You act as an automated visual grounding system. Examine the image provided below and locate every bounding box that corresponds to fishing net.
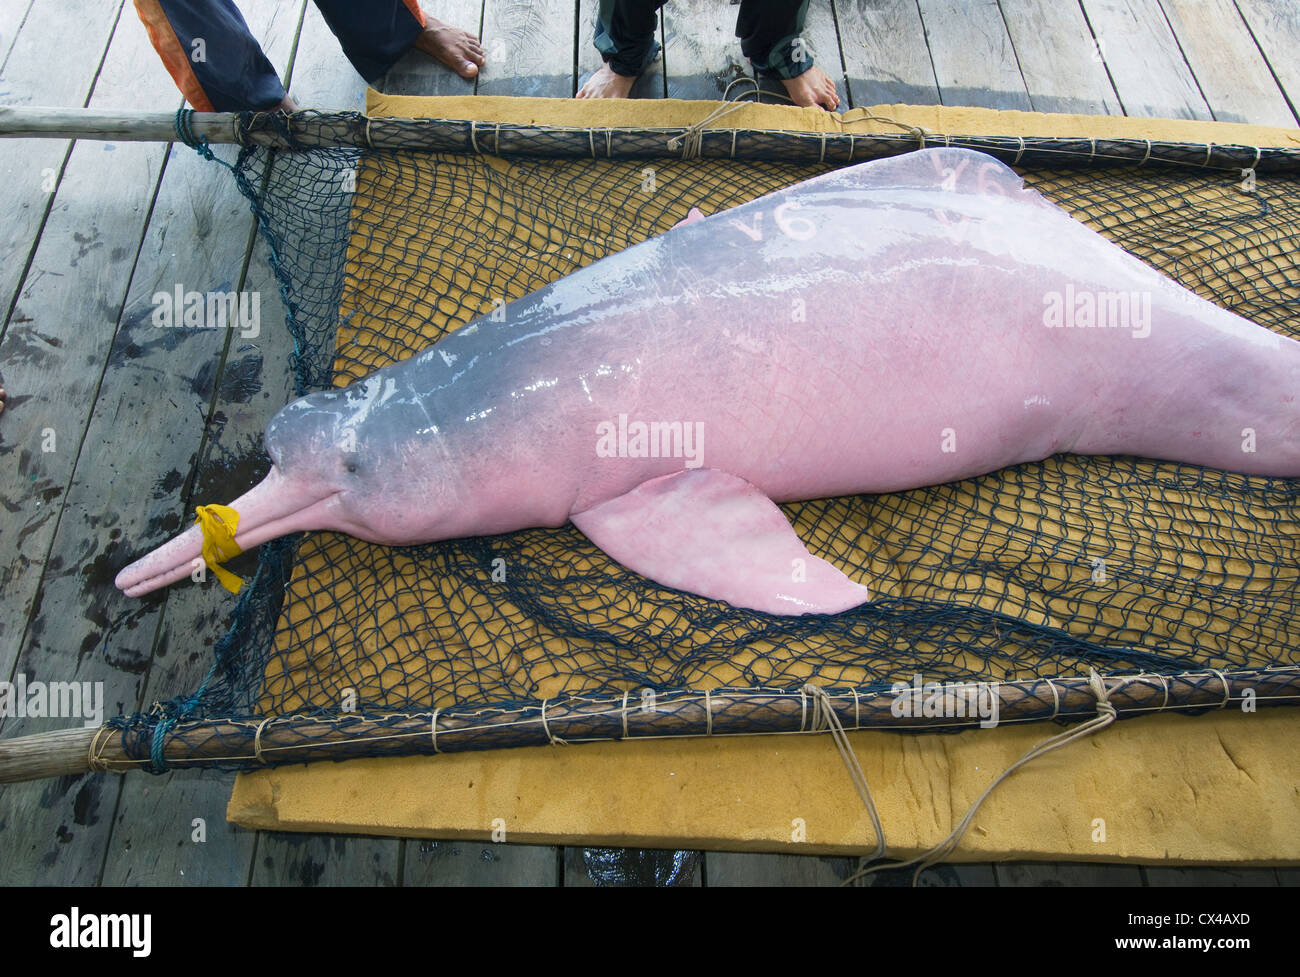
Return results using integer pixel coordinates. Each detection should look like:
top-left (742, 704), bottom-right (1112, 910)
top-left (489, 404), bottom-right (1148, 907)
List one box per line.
top-left (103, 112), bottom-right (1300, 772)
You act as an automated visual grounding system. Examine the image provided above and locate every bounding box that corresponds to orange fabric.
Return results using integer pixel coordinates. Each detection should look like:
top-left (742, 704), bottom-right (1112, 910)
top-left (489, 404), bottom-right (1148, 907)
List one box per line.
top-left (133, 0), bottom-right (214, 112)
top-left (400, 0), bottom-right (427, 29)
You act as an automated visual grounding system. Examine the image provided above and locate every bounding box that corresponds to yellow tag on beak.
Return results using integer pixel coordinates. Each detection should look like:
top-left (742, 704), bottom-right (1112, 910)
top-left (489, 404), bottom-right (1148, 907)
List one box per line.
top-left (195, 504), bottom-right (244, 594)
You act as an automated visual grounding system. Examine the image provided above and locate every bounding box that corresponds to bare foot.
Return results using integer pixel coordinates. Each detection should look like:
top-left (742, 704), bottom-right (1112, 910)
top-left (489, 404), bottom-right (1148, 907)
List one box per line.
top-left (577, 63), bottom-right (637, 99)
top-left (0, 384), bottom-right (6, 416)
top-left (413, 17), bottom-right (486, 79)
top-left (781, 66), bottom-right (840, 111)
top-left (278, 94), bottom-right (300, 113)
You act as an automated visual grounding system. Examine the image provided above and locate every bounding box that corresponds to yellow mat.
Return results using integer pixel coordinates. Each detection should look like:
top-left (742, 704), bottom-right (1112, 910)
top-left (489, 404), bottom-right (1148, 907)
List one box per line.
top-left (229, 93), bottom-right (1300, 863)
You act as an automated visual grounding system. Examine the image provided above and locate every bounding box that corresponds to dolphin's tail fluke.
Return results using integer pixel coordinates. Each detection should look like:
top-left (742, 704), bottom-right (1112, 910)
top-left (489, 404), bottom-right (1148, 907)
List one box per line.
top-left (114, 468), bottom-right (338, 597)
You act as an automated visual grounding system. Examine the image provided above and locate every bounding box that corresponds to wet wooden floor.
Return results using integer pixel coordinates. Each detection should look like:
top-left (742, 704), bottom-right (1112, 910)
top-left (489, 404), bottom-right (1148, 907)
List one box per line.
top-left (0, 0), bottom-right (1297, 886)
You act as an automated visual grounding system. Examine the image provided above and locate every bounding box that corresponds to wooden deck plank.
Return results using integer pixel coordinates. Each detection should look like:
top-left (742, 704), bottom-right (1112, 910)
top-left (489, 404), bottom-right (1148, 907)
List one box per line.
top-left (998, 0), bottom-right (1123, 114)
top-left (378, 0), bottom-right (484, 100)
top-left (1235, 0), bottom-right (1300, 123)
top-left (1160, 0), bottom-right (1297, 126)
top-left (0, 1), bottom-right (36, 67)
top-left (0, 0), bottom-right (122, 375)
top-left (661, 0), bottom-right (750, 101)
top-left (250, 831), bottom-right (399, 885)
top-left (1077, 0), bottom-right (1212, 118)
top-left (917, 0), bottom-right (1033, 110)
top-left (0, 3), bottom-right (185, 884)
top-left (100, 769), bottom-right (259, 884)
top-left (995, 861), bottom-right (1144, 885)
top-left (405, 839), bottom-right (560, 885)
top-left (1144, 866), bottom-right (1282, 885)
top-left (578, 0), bottom-right (665, 99)
top-left (706, 851), bottom-right (855, 885)
top-left (563, 846), bottom-right (703, 886)
top-left (476, 0), bottom-right (575, 98)
top-left (96, 0), bottom-right (308, 888)
top-left (850, 862), bottom-right (1000, 885)
top-left (832, 0), bottom-right (941, 108)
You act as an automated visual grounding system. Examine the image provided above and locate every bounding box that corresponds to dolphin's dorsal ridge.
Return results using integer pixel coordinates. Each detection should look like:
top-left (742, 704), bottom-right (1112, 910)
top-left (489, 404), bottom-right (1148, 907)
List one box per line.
top-left (807, 146), bottom-right (1050, 211)
top-left (570, 469), bottom-right (870, 616)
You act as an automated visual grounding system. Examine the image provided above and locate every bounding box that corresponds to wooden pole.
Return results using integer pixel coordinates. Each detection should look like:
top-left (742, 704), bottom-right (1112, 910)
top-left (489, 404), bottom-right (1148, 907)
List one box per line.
top-left (0, 726), bottom-right (98, 783)
top-left (0, 666), bottom-right (1296, 784)
top-left (0, 106), bottom-right (244, 144)
top-left (3, 106), bottom-right (1299, 172)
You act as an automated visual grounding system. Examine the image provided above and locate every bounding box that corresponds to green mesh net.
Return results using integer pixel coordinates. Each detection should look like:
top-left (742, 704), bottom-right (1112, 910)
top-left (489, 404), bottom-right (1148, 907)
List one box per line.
top-left (104, 116), bottom-right (1300, 772)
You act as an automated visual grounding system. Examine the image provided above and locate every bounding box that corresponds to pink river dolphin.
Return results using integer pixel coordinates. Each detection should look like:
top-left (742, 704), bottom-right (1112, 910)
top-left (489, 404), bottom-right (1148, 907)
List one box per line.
top-left (114, 148), bottom-right (1300, 614)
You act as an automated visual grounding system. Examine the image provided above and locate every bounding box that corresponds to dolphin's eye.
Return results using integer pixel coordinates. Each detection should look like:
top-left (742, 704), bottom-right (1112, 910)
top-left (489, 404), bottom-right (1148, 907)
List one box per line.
top-left (343, 453), bottom-right (360, 474)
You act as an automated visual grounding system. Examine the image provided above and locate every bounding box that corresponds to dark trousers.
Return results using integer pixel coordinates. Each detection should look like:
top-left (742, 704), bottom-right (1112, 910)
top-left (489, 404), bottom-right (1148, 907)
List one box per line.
top-left (134, 0), bottom-right (427, 111)
top-left (594, 0), bottom-right (813, 79)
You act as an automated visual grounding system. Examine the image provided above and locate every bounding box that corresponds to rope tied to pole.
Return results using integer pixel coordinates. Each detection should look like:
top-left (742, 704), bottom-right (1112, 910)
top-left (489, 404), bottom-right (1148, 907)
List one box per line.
top-left (842, 669), bottom-right (1120, 886)
top-left (804, 684), bottom-right (887, 862)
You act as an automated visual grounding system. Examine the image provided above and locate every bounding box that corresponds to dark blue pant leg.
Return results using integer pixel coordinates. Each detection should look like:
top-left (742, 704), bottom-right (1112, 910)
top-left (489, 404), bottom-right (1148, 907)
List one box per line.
top-left (736, 0), bottom-right (814, 80)
top-left (134, 0), bottom-right (284, 111)
top-left (594, 0), bottom-right (667, 77)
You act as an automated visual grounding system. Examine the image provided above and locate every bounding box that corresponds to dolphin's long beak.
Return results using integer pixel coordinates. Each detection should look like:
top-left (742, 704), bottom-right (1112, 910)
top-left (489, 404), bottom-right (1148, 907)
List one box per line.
top-left (114, 467), bottom-right (339, 598)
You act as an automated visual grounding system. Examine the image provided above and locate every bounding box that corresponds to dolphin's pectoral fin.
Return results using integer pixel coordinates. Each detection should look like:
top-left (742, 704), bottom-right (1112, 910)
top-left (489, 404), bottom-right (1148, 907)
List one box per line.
top-left (570, 469), bottom-right (870, 616)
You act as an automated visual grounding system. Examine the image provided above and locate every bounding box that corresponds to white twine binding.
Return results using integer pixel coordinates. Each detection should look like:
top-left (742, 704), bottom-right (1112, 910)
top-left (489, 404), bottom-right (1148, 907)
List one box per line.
top-left (254, 716), bottom-right (273, 765)
top-left (1213, 670), bottom-right (1231, 708)
top-left (87, 725), bottom-right (115, 773)
top-left (431, 707), bottom-right (441, 753)
top-left (705, 690), bottom-right (713, 736)
top-left (620, 689), bottom-right (630, 739)
top-left (540, 698), bottom-right (567, 746)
